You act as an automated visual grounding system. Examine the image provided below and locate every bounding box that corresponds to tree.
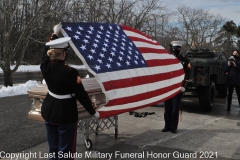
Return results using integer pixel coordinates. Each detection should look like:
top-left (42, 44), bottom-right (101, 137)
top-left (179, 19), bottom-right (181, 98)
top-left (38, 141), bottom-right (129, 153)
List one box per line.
top-left (0, 0), bottom-right (68, 86)
top-left (166, 5), bottom-right (226, 51)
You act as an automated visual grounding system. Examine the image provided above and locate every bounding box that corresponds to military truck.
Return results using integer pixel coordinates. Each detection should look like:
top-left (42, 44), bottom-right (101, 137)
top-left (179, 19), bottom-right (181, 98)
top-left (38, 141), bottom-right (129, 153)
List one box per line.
top-left (184, 49), bottom-right (228, 111)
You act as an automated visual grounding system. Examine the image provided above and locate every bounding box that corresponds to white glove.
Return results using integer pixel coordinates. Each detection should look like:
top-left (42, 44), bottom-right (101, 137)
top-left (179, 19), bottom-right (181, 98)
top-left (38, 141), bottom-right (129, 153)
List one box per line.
top-left (53, 22), bottom-right (62, 34)
top-left (180, 87), bottom-right (185, 92)
top-left (94, 111), bottom-right (100, 119)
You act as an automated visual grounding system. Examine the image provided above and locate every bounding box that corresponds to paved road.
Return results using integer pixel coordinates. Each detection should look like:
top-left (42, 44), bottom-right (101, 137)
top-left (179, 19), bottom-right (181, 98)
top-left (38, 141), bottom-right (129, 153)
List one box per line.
top-left (1, 94), bottom-right (240, 160)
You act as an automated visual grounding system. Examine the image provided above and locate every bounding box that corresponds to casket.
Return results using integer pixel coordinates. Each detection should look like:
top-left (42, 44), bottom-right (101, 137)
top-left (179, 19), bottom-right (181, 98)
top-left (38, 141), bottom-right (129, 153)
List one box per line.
top-left (27, 78), bottom-right (105, 122)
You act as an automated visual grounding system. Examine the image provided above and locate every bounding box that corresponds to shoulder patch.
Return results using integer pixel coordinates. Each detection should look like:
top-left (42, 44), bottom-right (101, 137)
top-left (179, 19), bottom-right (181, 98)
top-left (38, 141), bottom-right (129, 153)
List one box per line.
top-left (76, 76), bottom-right (82, 84)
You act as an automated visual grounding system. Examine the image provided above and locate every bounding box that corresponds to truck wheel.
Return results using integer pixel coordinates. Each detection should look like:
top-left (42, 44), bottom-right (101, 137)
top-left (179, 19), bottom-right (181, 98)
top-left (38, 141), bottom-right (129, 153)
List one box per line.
top-left (218, 84), bottom-right (227, 98)
top-left (198, 81), bottom-right (216, 111)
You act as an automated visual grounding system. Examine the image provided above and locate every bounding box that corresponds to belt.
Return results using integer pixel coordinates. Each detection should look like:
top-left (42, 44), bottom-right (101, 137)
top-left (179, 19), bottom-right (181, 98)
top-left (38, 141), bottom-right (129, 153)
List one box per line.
top-left (48, 90), bottom-right (75, 99)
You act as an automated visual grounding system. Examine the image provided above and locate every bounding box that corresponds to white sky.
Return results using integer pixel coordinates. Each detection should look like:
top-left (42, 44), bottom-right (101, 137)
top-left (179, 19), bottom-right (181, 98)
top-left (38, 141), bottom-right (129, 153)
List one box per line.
top-left (161, 0), bottom-right (240, 25)
top-left (0, 64), bottom-right (86, 98)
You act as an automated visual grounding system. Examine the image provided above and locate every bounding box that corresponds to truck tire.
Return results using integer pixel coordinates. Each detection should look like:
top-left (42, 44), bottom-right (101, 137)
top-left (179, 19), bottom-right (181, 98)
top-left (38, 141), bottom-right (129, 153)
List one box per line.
top-left (218, 84), bottom-right (227, 98)
top-left (198, 81), bottom-right (216, 111)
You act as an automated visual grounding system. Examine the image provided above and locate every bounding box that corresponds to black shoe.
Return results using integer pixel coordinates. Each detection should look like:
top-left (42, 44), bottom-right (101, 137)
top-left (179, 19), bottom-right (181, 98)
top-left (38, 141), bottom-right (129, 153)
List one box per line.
top-left (171, 129), bottom-right (177, 133)
top-left (162, 128), bottom-right (170, 132)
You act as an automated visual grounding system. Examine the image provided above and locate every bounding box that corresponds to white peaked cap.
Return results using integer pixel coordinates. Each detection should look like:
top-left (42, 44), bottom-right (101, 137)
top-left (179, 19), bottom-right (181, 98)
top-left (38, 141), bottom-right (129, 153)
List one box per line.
top-left (171, 41), bottom-right (183, 47)
top-left (45, 37), bottom-right (71, 48)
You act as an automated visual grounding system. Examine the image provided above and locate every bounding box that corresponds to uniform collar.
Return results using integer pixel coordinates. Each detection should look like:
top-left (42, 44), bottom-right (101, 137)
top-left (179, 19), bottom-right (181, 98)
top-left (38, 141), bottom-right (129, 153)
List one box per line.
top-left (50, 59), bottom-right (65, 64)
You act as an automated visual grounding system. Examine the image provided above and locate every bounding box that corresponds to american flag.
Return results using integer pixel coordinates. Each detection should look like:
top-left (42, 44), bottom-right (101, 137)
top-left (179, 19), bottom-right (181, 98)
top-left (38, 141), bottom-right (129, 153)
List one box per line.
top-left (61, 22), bottom-right (184, 119)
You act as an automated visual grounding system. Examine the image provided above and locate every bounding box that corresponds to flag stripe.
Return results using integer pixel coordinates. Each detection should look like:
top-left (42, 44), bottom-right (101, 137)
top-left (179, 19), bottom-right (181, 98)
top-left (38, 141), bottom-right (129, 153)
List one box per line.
top-left (98, 89), bottom-right (180, 117)
top-left (106, 82), bottom-right (181, 106)
top-left (104, 75), bottom-right (183, 102)
top-left (142, 53), bottom-right (175, 60)
top-left (99, 87), bottom-right (180, 111)
top-left (103, 69), bottom-right (183, 91)
top-left (121, 25), bottom-right (155, 42)
top-left (97, 63), bottom-right (183, 81)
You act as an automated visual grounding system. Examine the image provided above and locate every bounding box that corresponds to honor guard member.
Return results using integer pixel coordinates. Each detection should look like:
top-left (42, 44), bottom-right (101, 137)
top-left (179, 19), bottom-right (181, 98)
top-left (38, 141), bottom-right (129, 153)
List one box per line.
top-left (162, 41), bottom-right (191, 133)
top-left (40, 23), bottom-right (99, 159)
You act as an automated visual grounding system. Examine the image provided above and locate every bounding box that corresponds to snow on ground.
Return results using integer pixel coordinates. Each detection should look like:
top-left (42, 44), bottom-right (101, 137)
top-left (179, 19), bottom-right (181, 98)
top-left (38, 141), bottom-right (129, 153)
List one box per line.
top-left (0, 64), bottom-right (86, 74)
top-left (0, 64), bottom-right (86, 98)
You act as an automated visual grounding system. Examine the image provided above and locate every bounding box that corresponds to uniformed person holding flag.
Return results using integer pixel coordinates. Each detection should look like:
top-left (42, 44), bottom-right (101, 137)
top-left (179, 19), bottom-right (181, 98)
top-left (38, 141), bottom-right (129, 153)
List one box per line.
top-left (40, 23), bottom-right (99, 159)
top-left (162, 41), bottom-right (191, 133)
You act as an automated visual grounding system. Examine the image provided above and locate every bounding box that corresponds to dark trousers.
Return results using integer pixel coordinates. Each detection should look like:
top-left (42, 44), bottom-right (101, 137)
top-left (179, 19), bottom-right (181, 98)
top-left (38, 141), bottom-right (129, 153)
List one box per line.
top-left (227, 86), bottom-right (240, 107)
top-left (164, 92), bottom-right (182, 130)
top-left (45, 122), bottom-right (77, 160)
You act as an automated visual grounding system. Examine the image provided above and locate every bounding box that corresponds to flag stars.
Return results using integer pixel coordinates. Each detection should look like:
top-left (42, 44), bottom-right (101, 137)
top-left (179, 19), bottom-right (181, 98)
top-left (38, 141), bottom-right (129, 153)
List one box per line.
top-left (87, 55), bottom-right (93, 60)
top-left (106, 63), bottom-right (111, 68)
top-left (87, 30), bottom-right (93, 34)
top-left (99, 25), bottom-right (104, 30)
top-left (103, 43), bottom-right (108, 47)
top-left (110, 51), bottom-right (115, 56)
top-left (117, 62), bottom-right (121, 67)
top-left (89, 26), bottom-right (94, 31)
top-left (94, 39), bottom-right (100, 43)
top-left (66, 26), bottom-right (72, 31)
top-left (96, 34), bottom-right (101, 39)
top-left (90, 48), bottom-right (96, 54)
top-left (78, 26), bottom-right (83, 30)
top-left (76, 31), bottom-right (81, 35)
top-left (92, 43), bottom-right (98, 48)
top-left (98, 31), bottom-right (103, 34)
top-left (101, 47), bottom-right (107, 52)
top-left (108, 25), bottom-right (113, 30)
top-left (97, 59), bottom-right (103, 64)
top-left (100, 53), bottom-right (105, 58)
top-left (94, 65), bottom-right (101, 71)
top-left (83, 39), bottom-right (89, 44)
top-left (63, 23), bottom-right (149, 73)
top-left (80, 45), bottom-right (86, 50)
top-left (118, 56), bottom-right (123, 61)
top-left (108, 57), bottom-right (113, 62)
top-left (74, 35), bottom-right (79, 39)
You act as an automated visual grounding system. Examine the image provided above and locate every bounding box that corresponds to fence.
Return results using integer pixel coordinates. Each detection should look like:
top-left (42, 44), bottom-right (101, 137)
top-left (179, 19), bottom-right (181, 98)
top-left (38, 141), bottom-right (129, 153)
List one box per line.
top-left (0, 69), bottom-right (93, 85)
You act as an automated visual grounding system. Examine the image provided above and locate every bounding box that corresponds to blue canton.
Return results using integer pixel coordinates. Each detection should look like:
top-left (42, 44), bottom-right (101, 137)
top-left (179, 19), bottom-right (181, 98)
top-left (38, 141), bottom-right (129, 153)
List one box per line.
top-left (62, 23), bottom-right (147, 74)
